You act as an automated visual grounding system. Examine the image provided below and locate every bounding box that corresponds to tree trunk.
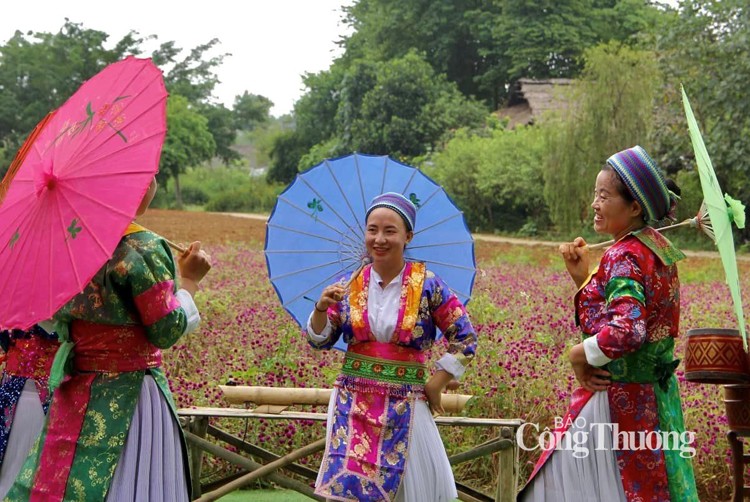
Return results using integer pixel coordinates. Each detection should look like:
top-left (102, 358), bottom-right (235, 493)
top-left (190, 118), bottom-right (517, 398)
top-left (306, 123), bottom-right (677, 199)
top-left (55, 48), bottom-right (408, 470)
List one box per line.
top-left (174, 173), bottom-right (183, 209)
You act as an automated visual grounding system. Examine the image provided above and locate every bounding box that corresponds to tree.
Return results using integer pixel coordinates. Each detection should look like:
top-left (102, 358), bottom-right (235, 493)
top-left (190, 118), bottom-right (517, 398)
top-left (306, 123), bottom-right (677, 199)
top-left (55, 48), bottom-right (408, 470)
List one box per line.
top-left (233, 92), bottom-right (273, 131)
top-left (160, 95), bottom-right (216, 208)
top-left (346, 52), bottom-right (487, 158)
top-left (294, 64), bottom-right (348, 150)
top-left (270, 52), bottom-right (488, 176)
top-left (541, 42), bottom-right (661, 231)
top-left (0, 20), bottom-right (145, 175)
top-left (652, 0), bottom-right (750, 210)
top-left (198, 103), bottom-right (240, 164)
top-left (287, 52), bottom-right (487, 165)
top-left (426, 124), bottom-right (548, 232)
top-left (490, 0), bottom-right (666, 82)
top-left (0, 20), bottom-right (238, 177)
top-left (342, 0), bottom-right (495, 103)
top-left (267, 130), bottom-right (308, 184)
top-left (153, 38), bottom-right (248, 167)
top-left (340, 0), bottom-right (668, 108)
top-left (159, 38), bottom-right (228, 105)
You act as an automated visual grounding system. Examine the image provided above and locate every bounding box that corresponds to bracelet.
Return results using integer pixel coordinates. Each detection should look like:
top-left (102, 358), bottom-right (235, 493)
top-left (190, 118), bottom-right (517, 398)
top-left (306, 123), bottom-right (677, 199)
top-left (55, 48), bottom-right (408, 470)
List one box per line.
top-left (314, 303), bottom-right (327, 313)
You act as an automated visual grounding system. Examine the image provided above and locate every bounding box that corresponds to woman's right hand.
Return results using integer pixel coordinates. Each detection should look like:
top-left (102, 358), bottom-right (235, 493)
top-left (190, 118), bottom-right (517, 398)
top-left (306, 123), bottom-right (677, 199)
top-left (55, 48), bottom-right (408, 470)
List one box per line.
top-left (569, 343), bottom-right (611, 392)
top-left (558, 237), bottom-right (590, 287)
top-left (315, 283), bottom-right (346, 313)
top-left (178, 241), bottom-right (212, 295)
top-left (310, 283), bottom-right (345, 335)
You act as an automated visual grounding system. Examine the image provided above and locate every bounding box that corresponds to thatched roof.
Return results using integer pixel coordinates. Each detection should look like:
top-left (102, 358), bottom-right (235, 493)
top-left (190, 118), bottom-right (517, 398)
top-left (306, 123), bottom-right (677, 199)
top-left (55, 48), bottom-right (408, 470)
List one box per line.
top-left (496, 78), bottom-right (573, 128)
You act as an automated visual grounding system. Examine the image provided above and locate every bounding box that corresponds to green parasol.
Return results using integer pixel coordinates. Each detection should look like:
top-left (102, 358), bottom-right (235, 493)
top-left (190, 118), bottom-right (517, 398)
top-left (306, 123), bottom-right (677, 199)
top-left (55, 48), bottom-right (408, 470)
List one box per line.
top-left (682, 85), bottom-right (748, 349)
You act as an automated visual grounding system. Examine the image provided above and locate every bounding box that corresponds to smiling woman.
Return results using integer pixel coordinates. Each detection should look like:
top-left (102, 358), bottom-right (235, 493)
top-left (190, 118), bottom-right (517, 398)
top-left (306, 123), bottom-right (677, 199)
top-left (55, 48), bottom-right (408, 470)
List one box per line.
top-left (519, 146), bottom-right (698, 502)
top-left (306, 192), bottom-right (478, 502)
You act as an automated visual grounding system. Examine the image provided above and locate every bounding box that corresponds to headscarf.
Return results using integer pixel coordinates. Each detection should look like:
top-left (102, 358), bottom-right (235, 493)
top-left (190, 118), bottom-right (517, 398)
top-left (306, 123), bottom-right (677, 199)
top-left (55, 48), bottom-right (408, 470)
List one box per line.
top-left (365, 192), bottom-right (417, 231)
top-left (606, 145), bottom-right (678, 226)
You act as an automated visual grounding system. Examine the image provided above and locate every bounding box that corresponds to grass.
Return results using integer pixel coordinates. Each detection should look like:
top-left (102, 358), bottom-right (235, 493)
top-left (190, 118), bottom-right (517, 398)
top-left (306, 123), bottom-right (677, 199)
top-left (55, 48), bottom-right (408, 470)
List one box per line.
top-left (218, 489), bottom-right (312, 501)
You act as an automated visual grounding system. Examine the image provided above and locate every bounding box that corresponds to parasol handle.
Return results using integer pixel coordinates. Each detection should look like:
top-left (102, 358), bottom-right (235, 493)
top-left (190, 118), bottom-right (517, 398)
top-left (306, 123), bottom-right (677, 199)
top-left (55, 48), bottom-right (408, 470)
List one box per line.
top-left (342, 258), bottom-right (372, 292)
top-left (164, 238), bottom-right (187, 254)
top-left (587, 218), bottom-right (696, 250)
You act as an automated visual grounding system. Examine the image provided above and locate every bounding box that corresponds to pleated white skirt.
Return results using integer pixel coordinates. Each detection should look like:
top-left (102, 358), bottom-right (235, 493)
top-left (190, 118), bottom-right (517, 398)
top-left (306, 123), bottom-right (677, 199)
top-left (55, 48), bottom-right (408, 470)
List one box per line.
top-left (106, 375), bottom-right (189, 502)
top-left (0, 381), bottom-right (45, 499)
top-left (519, 391), bottom-right (627, 502)
top-left (317, 389), bottom-right (457, 502)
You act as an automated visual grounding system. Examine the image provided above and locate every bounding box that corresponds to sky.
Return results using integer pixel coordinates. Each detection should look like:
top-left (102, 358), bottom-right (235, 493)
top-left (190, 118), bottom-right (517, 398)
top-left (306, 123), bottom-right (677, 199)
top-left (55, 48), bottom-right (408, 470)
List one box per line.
top-left (0, 0), bottom-right (354, 117)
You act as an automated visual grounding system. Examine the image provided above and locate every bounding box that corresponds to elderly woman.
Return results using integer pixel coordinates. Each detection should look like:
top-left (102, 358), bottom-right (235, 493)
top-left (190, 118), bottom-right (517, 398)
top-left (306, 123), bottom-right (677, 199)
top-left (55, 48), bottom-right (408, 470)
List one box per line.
top-left (519, 146), bottom-right (698, 501)
top-left (308, 192), bottom-right (477, 502)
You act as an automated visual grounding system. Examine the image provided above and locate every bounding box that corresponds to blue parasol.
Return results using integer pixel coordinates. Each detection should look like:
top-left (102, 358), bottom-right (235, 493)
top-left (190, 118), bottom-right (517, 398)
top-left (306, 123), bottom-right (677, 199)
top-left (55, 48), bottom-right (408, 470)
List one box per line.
top-left (264, 152), bottom-right (476, 350)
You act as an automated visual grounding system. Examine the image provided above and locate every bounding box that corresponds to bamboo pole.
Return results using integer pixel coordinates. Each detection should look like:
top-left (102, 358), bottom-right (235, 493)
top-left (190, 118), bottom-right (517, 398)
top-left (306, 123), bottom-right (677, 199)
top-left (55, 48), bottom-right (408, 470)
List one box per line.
top-left (457, 491), bottom-right (489, 502)
top-left (164, 238), bottom-right (186, 254)
top-left (178, 407), bottom-right (523, 428)
top-left (184, 432), bottom-right (322, 500)
top-left (219, 386), bottom-right (332, 406)
top-left (219, 386), bottom-right (474, 414)
top-left (495, 427), bottom-right (517, 502)
top-left (195, 437), bottom-right (326, 501)
top-left (587, 217), bottom-right (697, 250)
top-left (448, 437), bottom-right (511, 465)
top-left (188, 417), bottom-right (209, 497)
top-left (207, 424), bottom-right (320, 480)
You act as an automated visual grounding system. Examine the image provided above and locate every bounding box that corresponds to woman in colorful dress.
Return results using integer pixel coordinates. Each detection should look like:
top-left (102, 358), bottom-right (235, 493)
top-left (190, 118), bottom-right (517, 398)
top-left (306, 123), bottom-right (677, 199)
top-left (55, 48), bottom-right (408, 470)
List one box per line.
top-left (0, 325), bottom-right (58, 498)
top-left (519, 146), bottom-right (698, 501)
top-left (307, 192), bottom-right (477, 502)
top-left (6, 177), bottom-right (211, 501)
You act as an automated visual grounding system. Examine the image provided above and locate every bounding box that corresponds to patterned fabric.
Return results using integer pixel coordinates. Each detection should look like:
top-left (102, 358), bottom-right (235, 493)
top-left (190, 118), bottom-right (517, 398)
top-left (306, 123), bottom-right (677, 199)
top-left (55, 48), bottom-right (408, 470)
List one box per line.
top-left (312, 262), bottom-right (476, 359)
top-left (342, 344), bottom-right (427, 386)
top-left (632, 226), bottom-right (686, 267)
top-left (311, 262), bottom-right (476, 501)
top-left (0, 327), bottom-right (58, 466)
top-left (366, 192), bottom-right (417, 231)
top-left (6, 226), bottom-right (191, 502)
top-left (606, 145), bottom-right (677, 226)
top-left (524, 228), bottom-right (698, 501)
top-left (319, 343), bottom-right (423, 501)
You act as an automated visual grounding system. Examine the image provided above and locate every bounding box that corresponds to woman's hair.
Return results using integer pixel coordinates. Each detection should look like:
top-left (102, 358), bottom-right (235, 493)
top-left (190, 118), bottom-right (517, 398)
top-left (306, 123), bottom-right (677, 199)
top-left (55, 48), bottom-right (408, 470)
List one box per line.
top-left (665, 178), bottom-right (681, 197)
top-left (602, 164), bottom-right (635, 202)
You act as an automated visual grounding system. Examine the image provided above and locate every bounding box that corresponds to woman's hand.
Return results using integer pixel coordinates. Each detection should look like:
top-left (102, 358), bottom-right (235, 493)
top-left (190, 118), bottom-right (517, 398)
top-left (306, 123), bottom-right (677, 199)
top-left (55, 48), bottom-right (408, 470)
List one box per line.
top-left (310, 283), bottom-right (346, 334)
top-left (425, 370), bottom-right (453, 416)
top-left (569, 343), bottom-right (611, 392)
top-left (178, 241), bottom-right (212, 296)
top-left (315, 284), bottom-right (346, 313)
top-left (558, 237), bottom-right (590, 288)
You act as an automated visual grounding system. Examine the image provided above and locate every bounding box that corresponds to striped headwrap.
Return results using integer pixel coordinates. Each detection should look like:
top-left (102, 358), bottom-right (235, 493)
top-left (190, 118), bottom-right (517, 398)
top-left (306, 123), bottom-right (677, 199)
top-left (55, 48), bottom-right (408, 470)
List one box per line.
top-left (366, 192), bottom-right (417, 231)
top-left (606, 145), bottom-right (677, 226)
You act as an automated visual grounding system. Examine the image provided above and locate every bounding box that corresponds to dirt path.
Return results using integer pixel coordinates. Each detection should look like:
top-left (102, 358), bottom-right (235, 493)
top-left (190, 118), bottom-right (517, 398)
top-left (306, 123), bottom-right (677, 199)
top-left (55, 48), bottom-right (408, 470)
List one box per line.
top-left (214, 211), bottom-right (743, 261)
top-left (138, 209), bottom-right (745, 264)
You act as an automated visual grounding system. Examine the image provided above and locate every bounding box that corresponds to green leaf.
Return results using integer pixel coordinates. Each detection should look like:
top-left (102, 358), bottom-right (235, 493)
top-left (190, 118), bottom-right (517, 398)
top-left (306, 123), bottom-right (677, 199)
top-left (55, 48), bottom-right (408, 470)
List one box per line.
top-left (8, 228), bottom-right (20, 249)
top-left (67, 218), bottom-right (83, 239)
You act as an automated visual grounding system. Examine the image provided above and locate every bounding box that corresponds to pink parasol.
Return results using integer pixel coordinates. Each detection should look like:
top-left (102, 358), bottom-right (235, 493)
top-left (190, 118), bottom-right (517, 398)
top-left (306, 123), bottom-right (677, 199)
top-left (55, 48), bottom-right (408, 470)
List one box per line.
top-left (0, 55), bottom-right (168, 330)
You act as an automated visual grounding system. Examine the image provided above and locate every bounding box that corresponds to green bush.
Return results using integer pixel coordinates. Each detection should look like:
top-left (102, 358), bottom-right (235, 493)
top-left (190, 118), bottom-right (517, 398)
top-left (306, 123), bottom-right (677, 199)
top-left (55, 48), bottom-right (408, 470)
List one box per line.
top-left (180, 185), bottom-right (210, 206)
top-left (205, 182), bottom-right (282, 213)
top-left (424, 125), bottom-right (548, 233)
top-left (151, 166), bottom-right (284, 214)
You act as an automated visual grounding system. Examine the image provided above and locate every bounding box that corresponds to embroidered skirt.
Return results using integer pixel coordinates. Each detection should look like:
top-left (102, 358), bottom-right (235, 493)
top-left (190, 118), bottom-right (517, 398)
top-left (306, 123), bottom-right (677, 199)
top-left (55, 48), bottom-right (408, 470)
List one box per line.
top-left (315, 343), bottom-right (456, 501)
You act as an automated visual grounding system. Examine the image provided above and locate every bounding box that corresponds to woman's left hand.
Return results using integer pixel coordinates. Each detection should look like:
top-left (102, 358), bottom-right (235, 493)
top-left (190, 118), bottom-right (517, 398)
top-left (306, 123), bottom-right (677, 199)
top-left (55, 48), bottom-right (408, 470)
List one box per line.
top-left (569, 343), bottom-right (611, 392)
top-left (425, 370), bottom-right (453, 416)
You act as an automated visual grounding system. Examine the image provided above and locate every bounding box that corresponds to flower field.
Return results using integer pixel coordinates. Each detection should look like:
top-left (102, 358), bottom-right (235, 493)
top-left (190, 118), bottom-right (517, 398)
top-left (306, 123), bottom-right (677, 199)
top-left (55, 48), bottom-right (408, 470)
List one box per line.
top-left (140, 209), bottom-right (746, 501)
